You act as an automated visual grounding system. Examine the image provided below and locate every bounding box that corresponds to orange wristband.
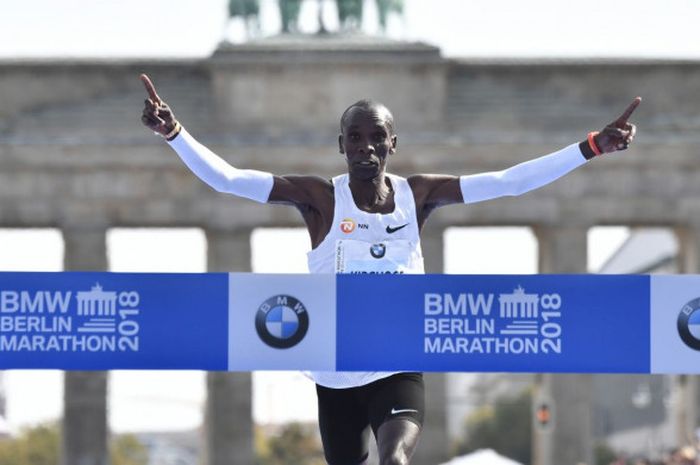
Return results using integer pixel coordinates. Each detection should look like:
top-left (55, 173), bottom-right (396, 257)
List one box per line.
top-left (587, 131), bottom-right (602, 157)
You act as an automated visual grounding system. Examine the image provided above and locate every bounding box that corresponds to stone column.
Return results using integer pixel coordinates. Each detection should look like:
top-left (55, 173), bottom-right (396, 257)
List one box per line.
top-left (533, 225), bottom-right (592, 465)
top-left (672, 227), bottom-right (700, 445)
top-left (412, 227), bottom-right (450, 465)
top-left (535, 225), bottom-right (588, 275)
top-left (204, 228), bottom-right (254, 465)
top-left (0, 372), bottom-right (6, 420)
top-left (532, 373), bottom-right (553, 465)
top-left (671, 375), bottom-right (698, 446)
top-left (61, 226), bottom-right (109, 465)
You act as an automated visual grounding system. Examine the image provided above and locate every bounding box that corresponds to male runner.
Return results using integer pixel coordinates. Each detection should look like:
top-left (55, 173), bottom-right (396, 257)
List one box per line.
top-left (140, 73), bottom-right (639, 465)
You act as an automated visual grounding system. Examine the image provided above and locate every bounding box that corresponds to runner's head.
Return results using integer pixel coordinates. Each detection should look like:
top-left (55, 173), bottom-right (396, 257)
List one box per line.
top-left (338, 100), bottom-right (397, 180)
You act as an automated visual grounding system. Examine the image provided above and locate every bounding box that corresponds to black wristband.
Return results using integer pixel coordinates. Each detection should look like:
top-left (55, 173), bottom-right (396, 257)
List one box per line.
top-left (165, 122), bottom-right (182, 141)
top-left (579, 140), bottom-right (596, 160)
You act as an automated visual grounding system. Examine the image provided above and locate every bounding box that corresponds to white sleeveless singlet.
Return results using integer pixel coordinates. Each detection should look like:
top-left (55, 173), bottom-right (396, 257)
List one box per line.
top-left (306, 173), bottom-right (424, 389)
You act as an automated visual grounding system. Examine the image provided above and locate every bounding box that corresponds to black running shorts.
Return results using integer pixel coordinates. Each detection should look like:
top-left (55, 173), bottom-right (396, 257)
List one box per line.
top-left (315, 372), bottom-right (425, 465)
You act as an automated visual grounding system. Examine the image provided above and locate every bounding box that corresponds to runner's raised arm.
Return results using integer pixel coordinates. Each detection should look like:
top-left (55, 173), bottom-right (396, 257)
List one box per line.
top-left (408, 97), bottom-right (641, 223)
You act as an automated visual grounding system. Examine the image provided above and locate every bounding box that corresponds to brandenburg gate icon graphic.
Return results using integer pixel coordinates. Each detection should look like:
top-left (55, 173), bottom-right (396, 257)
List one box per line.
top-left (499, 286), bottom-right (540, 319)
top-left (77, 283), bottom-right (117, 317)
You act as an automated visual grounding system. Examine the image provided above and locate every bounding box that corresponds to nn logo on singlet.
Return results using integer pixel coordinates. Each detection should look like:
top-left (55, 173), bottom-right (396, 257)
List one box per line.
top-left (339, 218), bottom-right (368, 234)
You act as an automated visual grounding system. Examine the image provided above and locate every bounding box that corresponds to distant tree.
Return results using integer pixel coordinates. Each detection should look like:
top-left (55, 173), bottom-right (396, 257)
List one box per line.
top-left (594, 442), bottom-right (618, 465)
top-left (455, 389), bottom-right (532, 465)
top-left (229, 0), bottom-right (261, 38)
top-left (256, 422), bottom-right (325, 465)
top-left (0, 423), bottom-right (147, 465)
top-left (279, 0), bottom-right (303, 33)
top-left (375, 0), bottom-right (403, 31)
top-left (0, 423), bottom-right (59, 465)
top-left (111, 434), bottom-right (148, 465)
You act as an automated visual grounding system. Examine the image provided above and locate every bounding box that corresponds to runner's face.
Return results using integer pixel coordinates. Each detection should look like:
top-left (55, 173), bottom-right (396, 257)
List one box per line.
top-left (339, 108), bottom-right (397, 180)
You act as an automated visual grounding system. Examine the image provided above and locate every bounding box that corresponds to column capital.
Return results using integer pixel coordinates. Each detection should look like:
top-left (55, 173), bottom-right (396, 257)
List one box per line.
top-left (205, 228), bottom-right (253, 273)
top-left (674, 226), bottom-right (700, 273)
top-left (533, 224), bottom-right (589, 274)
top-left (62, 225), bottom-right (108, 272)
top-left (420, 224), bottom-right (445, 274)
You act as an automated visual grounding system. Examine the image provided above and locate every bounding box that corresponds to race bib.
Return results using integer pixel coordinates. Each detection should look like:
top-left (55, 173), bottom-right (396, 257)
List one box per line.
top-left (335, 239), bottom-right (422, 274)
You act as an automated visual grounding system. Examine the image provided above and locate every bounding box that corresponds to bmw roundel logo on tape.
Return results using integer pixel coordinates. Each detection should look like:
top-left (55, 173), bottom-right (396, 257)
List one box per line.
top-left (255, 295), bottom-right (309, 349)
top-left (678, 297), bottom-right (700, 351)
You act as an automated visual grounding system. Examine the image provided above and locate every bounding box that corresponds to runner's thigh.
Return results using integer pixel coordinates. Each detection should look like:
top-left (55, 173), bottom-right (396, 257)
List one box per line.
top-left (317, 384), bottom-right (372, 465)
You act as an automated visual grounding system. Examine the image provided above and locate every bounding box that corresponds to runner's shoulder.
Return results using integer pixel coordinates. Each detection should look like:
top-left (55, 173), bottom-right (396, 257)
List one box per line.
top-left (407, 173), bottom-right (459, 190)
top-left (407, 174), bottom-right (461, 209)
top-left (279, 175), bottom-right (333, 192)
top-left (271, 175), bottom-right (333, 206)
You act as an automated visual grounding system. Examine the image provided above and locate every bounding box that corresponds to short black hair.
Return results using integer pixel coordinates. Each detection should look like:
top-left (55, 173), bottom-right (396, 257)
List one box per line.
top-left (340, 99), bottom-right (395, 134)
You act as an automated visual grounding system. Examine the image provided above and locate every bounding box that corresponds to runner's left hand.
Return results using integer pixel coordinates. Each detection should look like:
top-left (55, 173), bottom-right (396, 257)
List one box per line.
top-left (594, 97), bottom-right (641, 153)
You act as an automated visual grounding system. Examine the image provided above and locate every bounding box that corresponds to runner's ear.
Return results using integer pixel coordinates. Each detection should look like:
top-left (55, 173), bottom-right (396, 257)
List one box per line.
top-left (338, 134), bottom-right (345, 154)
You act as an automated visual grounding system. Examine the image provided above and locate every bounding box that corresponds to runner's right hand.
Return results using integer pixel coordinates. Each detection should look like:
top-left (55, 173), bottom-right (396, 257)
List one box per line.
top-left (140, 74), bottom-right (180, 138)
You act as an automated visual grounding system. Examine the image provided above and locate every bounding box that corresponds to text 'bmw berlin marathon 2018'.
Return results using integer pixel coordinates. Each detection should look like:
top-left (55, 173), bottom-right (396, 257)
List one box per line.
top-left (423, 286), bottom-right (562, 355)
top-left (0, 283), bottom-right (141, 353)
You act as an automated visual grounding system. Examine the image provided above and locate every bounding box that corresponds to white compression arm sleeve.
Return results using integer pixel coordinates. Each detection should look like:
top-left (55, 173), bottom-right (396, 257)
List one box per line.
top-left (460, 143), bottom-right (586, 204)
top-left (167, 128), bottom-right (274, 203)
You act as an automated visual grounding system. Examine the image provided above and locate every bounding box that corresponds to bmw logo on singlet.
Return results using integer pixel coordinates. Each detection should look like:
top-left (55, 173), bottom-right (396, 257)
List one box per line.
top-left (678, 297), bottom-right (700, 351)
top-left (370, 243), bottom-right (386, 259)
top-left (255, 295), bottom-right (309, 349)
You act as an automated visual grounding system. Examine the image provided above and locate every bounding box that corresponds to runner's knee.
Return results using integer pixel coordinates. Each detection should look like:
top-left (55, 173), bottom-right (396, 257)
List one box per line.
top-left (377, 419), bottom-right (421, 465)
top-left (379, 448), bottom-right (411, 465)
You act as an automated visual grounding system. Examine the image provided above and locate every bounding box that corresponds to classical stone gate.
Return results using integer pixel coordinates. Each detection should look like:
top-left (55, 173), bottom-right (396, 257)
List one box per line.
top-left (2, 37), bottom-right (700, 465)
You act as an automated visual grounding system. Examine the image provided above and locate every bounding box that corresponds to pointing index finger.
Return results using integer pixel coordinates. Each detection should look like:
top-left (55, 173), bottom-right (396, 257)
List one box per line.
top-left (140, 73), bottom-right (162, 104)
top-left (615, 96), bottom-right (642, 127)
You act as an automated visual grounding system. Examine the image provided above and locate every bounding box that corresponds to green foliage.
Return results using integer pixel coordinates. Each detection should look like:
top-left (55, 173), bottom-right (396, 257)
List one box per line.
top-left (594, 442), bottom-right (618, 465)
top-left (110, 434), bottom-right (148, 465)
top-left (256, 422), bottom-right (325, 465)
top-left (455, 389), bottom-right (532, 465)
top-left (0, 423), bottom-right (147, 465)
top-left (0, 423), bottom-right (60, 465)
